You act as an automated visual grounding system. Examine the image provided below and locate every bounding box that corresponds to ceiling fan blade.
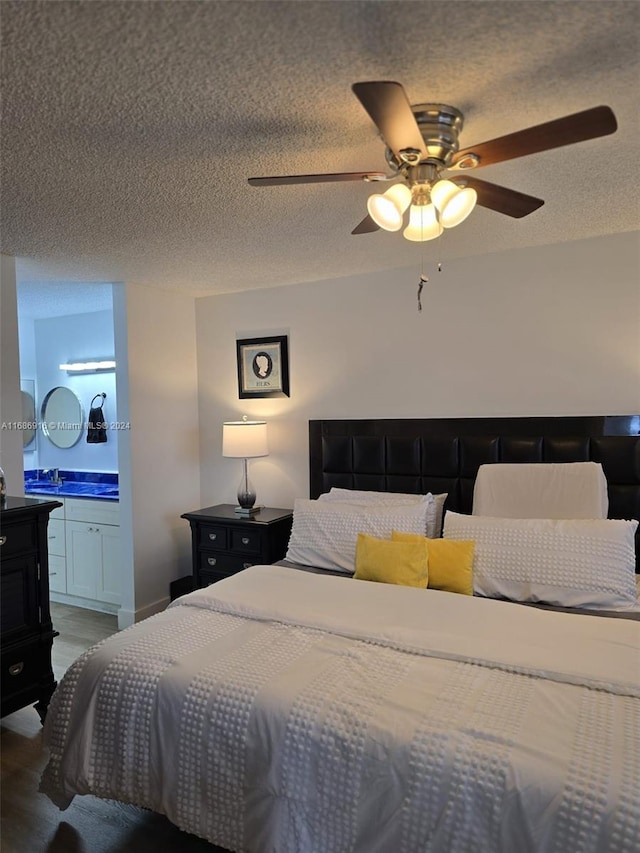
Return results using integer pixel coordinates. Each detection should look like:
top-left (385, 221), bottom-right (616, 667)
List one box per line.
top-left (450, 106), bottom-right (617, 170)
top-left (452, 176), bottom-right (544, 218)
top-left (352, 81), bottom-right (428, 161)
top-left (248, 171), bottom-right (386, 186)
top-left (351, 214), bottom-right (380, 235)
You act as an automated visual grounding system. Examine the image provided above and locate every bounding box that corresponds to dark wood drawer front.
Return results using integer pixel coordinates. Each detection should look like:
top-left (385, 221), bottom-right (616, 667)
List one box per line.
top-left (1, 642), bottom-right (42, 703)
top-left (0, 520), bottom-right (37, 558)
top-left (198, 525), bottom-right (228, 551)
top-left (230, 528), bottom-right (262, 555)
top-left (198, 569), bottom-right (233, 588)
top-left (199, 552), bottom-right (257, 576)
top-left (1, 556), bottom-right (38, 637)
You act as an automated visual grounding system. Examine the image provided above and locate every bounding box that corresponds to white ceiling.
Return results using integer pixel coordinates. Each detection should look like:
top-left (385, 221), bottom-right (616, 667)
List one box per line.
top-left (2, 0), bottom-right (639, 297)
top-left (16, 280), bottom-right (114, 320)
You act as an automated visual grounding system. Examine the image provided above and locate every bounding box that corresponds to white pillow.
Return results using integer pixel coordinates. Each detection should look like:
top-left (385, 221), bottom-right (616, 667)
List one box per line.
top-left (286, 498), bottom-right (432, 573)
top-left (472, 462), bottom-right (609, 519)
top-left (443, 511), bottom-right (639, 611)
top-left (319, 488), bottom-right (448, 538)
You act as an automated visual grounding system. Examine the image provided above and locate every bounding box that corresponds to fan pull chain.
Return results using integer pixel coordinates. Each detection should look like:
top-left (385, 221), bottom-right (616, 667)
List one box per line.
top-left (418, 235), bottom-right (428, 312)
top-left (417, 230), bottom-right (444, 312)
top-left (417, 273), bottom-right (428, 312)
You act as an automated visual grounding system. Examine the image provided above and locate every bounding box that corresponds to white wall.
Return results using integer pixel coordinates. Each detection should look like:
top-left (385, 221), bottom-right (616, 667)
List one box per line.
top-left (0, 255), bottom-right (25, 494)
top-left (33, 309), bottom-right (119, 472)
top-left (196, 232), bottom-right (640, 510)
top-left (114, 284), bottom-right (200, 627)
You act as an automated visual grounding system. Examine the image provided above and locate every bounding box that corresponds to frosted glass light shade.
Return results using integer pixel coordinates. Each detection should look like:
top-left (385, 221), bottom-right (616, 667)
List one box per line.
top-left (403, 204), bottom-right (444, 242)
top-left (222, 421), bottom-right (269, 458)
top-left (59, 359), bottom-right (116, 373)
top-left (431, 180), bottom-right (477, 228)
top-left (367, 183), bottom-right (412, 231)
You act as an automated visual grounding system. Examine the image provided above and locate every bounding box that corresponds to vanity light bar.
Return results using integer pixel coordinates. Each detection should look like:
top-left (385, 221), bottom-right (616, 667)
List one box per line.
top-left (59, 360), bottom-right (116, 374)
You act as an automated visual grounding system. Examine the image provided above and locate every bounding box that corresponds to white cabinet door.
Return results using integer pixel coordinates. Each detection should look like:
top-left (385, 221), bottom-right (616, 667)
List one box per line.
top-left (97, 524), bottom-right (121, 605)
top-left (65, 520), bottom-right (121, 605)
top-left (66, 521), bottom-right (98, 599)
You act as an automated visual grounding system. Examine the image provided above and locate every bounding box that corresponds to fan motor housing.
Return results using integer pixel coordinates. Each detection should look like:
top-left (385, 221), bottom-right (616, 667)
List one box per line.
top-left (386, 103), bottom-right (464, 171)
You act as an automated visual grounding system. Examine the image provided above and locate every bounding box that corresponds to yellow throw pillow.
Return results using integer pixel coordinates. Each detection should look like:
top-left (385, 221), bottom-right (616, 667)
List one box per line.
top-left (354, 533), bottom-right (428, 588)
top-left (392, 531), bottom-right (474, 596)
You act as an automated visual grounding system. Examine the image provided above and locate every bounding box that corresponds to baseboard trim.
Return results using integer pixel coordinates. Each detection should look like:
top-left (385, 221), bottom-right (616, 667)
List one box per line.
top-left (50, 592), bottom-right (119, 615)
top-left (117, 595), bottom-right (171, 630)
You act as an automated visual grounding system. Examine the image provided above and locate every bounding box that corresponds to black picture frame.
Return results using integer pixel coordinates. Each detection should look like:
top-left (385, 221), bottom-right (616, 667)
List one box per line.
top-left (236, 335), bottom-right (290, 399)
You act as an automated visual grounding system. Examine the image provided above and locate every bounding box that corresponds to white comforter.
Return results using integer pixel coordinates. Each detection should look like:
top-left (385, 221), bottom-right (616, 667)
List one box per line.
top-left (41, 565), bottom-right (640, 853)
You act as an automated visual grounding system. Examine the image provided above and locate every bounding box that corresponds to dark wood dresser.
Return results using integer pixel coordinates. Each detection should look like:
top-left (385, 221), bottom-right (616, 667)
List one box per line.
top-left (181, 504), bottom-right (293, 589)
top-left (1, 496), bottom-right (62, 722)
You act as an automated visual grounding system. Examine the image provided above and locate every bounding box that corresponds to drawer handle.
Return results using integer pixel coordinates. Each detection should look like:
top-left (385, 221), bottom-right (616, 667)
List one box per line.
top-left (49, 572), bottom-right (58, 576)
top-left (241, 536), bottom-right (250, 545)
top-left (208, 533), bottom-right (217, 541)
top-left (9, 662), bottom-right (24, 676)
top-left (49, 534), bottom-right (57, 540)
top-left (207, 557), bottom-right (217, 566)
top-left (0, 535), bottom-right (6, 546)
top-left (243, 562), bottom-right (252, 569)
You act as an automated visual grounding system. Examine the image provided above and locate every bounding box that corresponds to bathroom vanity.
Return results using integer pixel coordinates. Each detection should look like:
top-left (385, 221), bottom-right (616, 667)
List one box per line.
top-left (24, 473), bottom-right (120, 614)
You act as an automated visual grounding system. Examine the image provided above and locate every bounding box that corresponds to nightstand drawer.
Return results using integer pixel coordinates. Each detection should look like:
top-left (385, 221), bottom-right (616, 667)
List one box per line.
top-left (0, 519), bottom-right (37, 559)
top-left (198, 569), bottom-right (234, 588)
top-left (230, 528), bottom-right (262, 554)
top-left (199, 552), bottom-right (257, 575)
top-left (198, 525), bottom-right (228, 551)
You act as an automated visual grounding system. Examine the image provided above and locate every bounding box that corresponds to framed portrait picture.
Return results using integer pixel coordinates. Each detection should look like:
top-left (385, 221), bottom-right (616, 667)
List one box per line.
top-left (236, 335), bottom-right (290, 399)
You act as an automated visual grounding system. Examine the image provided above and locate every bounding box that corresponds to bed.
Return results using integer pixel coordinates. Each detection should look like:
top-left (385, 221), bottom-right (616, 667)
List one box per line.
top-left (41, 415), bottom-right (640, 853)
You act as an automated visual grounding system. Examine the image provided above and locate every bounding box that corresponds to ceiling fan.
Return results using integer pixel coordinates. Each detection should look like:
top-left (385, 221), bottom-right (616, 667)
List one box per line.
top-left (248, 81), bottom-right (617, 241)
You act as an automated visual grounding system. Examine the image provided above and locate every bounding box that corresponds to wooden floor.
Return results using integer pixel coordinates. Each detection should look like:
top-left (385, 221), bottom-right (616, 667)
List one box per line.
top-left (1, 603), bottom-right (227, 853)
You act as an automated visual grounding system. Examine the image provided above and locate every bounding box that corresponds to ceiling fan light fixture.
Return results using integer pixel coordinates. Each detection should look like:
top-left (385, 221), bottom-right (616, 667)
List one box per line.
top-left (431, 179), bottom-right (477, 228)
top-left (367, 183), bottom-right (412, 231)
top-left (403, 203), bottom-right (443, 242)
top-left (441, 186), bottom-right (477, 228)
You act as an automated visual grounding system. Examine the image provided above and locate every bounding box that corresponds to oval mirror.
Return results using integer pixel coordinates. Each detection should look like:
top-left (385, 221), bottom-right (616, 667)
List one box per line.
top-left (21, 390), bottom-right (36, 447)
top-left (41, 387), bottom-right (84, 449)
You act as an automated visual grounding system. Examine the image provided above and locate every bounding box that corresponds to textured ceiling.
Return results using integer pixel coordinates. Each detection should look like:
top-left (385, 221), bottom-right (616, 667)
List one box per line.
top-left (1, 0), bottom-right (639, 296)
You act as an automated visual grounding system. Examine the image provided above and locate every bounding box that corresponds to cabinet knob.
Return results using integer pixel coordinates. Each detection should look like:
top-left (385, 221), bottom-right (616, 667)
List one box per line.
top-left (0, 535), bottom-right (6, 546)
top-left (8, 662), bottom-right (24, 676)
top-left (207, 557), bottom-right (217, 566)
top-left (209, 533), bottom-right (217, 541)
top-left (242, 536), bottom-right (250, 545)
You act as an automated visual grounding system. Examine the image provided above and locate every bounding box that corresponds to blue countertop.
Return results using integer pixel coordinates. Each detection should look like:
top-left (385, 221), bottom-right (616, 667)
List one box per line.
top-left (24, 470), bottom-right (119, 501)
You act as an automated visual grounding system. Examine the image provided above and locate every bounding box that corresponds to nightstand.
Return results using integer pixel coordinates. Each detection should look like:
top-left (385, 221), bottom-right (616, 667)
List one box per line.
top-left (180, 504), bottom-right (293, 589)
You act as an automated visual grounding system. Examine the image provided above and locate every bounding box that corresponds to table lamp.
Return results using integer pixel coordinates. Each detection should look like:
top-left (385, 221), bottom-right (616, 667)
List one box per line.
top-left (222, 417), bottom-right (269, 515)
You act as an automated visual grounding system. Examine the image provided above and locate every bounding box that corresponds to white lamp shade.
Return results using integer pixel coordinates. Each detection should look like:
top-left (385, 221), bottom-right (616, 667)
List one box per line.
top-left (431, 180), bottom-right (477, 228)
top-left (222, 421), bottom-right (269, 458)
top-left (403, 203), bottom-right (444, 242)
top-left (367, 183), bottom-right (412, 231)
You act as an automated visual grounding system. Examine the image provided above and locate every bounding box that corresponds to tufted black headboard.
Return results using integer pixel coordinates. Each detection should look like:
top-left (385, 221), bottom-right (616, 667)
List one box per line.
top-left (309, 416), bottom-right (640, 570)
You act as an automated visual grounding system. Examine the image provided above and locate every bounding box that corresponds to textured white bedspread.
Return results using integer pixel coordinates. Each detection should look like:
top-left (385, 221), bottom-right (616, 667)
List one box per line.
top-left (41, 565), bottom-right (640, 853)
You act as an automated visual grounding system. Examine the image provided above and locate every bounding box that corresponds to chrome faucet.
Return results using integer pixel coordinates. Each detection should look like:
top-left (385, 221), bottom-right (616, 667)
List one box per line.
top-left (43, 468), bottom-right (62, 485)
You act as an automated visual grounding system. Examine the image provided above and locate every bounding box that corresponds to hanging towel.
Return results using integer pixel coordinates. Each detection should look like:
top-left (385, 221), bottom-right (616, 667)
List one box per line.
top-left (87, 394), bottom-right (108, 444)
